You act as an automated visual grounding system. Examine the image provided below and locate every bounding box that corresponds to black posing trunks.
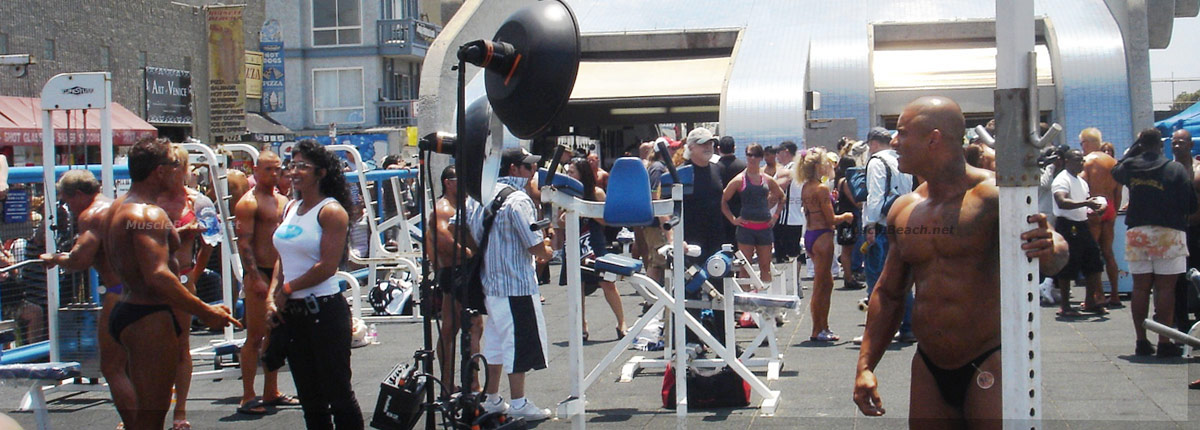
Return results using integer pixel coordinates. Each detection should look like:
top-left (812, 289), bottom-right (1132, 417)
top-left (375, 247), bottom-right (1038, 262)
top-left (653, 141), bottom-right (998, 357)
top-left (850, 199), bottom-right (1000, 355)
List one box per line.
top-left (108, 302), bottom-right (182, 345)
top-left (439, 266), bottom-right (486, 315)
top-left (917, 345), bottom-right (1001, 412)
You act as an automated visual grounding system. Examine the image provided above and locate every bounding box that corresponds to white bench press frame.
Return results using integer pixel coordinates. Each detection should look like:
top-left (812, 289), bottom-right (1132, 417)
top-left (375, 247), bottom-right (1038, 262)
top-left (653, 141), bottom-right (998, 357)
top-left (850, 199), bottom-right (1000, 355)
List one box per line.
top-left (542, 164), bottom-right (780, 428)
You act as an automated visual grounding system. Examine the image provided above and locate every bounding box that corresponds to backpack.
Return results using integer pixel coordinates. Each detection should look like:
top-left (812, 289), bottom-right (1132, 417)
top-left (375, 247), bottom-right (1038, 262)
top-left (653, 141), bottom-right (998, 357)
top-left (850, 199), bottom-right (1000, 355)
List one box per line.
top-left (846, 166), bottom-right (869, 203)
top-left (870, 154), bottom-right (910, 217)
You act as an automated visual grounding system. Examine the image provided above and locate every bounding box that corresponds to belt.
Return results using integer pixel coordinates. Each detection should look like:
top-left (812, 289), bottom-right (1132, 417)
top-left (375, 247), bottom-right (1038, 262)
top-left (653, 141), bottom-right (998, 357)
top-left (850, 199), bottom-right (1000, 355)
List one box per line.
top-left (284, 293), bottom-right (343, 316)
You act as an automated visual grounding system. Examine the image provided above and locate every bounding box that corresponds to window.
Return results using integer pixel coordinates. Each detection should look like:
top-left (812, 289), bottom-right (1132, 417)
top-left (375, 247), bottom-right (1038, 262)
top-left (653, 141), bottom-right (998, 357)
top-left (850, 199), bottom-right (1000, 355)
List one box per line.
top-left (138, 51), bottom-right (147, 70)
top-left (100, 46), bottom-right (111, 70)
top-left (43, 39), bottom-right (55, 61)
top-left (312, 68), bottom-right (364, 124)
top-left (184, 56), bottom-right (192, 72)
top-left (312, 0), bottom-right (361, 46)
top-left (0, 34), bottom-right (7, 55)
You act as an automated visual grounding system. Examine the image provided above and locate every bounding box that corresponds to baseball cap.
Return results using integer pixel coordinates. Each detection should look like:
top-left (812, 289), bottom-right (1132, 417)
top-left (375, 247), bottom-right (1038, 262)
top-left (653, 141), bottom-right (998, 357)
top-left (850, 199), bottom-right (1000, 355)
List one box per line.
top-left (867, 127), bottom-right (892, 143)
top-left (500, 147), bottom-right (541, 170)
top-left (686, 128), bottom-right (718, 146)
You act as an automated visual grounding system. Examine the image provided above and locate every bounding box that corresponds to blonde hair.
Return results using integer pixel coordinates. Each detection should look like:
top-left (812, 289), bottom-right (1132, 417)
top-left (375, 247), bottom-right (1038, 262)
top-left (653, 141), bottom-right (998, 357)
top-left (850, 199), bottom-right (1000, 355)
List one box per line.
top-left (795, 147), bottom-right (828, 183)
top-left (172, 145), bottom-right (190, 170)
top-left (1080, 127), bottom-right (1102, 144)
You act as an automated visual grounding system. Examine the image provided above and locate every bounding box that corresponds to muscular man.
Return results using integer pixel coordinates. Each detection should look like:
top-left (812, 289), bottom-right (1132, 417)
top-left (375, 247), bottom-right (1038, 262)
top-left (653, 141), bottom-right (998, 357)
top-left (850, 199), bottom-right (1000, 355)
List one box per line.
top-left (39, 170), bottom-right (133, 425)
top-left (104, 138), bottom-right (240, 430)
top-left (429, 166), bottom-right (483, 394)
top-left (853, 97), bottom-right (1067, 428)
top-left (1080, 128), bottom-right (1123, 306)
top-left (234, 151), bottom-right (298, 414)
top-left (1173, 130), bottom-right (1200, 337)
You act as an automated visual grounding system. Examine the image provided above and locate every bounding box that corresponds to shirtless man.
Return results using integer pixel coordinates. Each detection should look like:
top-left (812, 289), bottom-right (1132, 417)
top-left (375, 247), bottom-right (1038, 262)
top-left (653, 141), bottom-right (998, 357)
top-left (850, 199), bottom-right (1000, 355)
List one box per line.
top-left (1080, 128), bottom-right (1124, 307)
top-left (234, 151), bottom-right (299, 413)
top-left (39, 170), bottom-right (133, 425)
top-left (429, 166), bottom-right (484, 393)
top-left (104, 138), bottom-right (240, 430)
top-left (853, 97), bottom-right (1067, 429)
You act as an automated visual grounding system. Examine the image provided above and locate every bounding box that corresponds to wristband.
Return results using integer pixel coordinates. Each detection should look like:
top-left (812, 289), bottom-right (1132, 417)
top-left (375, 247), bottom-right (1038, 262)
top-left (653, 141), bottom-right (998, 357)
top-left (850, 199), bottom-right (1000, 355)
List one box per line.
top-left (282, 282), bottom-right (293, 295)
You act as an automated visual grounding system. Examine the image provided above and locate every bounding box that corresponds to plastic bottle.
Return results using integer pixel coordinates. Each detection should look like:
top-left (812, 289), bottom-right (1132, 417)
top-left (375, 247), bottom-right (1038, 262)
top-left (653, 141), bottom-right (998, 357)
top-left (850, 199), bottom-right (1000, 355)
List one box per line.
top-left (198, 206), bottom-right (222, 246)
top-left (367, 323), bottom-right (379, 344)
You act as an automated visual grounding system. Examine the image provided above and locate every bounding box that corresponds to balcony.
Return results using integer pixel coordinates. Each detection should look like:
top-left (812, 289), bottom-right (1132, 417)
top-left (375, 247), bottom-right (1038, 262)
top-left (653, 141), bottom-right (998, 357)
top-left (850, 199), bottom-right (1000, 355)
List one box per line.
top-left (377, 18), bottom-right (441, 58)
top-left (378, 99), bottom-right (417, 127)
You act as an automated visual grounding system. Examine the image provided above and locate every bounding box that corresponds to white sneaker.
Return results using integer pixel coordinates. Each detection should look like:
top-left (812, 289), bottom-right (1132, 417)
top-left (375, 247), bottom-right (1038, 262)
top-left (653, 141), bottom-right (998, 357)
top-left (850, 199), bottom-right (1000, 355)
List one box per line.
top-left (507, 399), bottom-right (551, 421)
top-left (481, 396), bottom-right (508, 415)
top-left (1039, 278), bottom-right (1056, 305)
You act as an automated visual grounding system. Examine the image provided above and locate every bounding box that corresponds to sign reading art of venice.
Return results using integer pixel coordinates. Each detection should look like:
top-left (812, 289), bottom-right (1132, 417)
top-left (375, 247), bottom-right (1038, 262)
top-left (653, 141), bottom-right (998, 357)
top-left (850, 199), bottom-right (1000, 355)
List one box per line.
top-left (145, 67), bottom-right (193, 125)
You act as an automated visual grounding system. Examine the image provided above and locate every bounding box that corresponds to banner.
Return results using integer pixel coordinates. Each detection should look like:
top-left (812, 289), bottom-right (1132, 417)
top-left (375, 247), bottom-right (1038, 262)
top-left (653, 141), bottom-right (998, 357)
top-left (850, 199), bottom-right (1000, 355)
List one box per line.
top-left (145, 67), bottom-right (193, 125)
top-left (260, 19), bottom-right (286, 112)
top-left (245, 50), bottom-right (263, 99)
top-left (208, 5), bottom-right (246, 139)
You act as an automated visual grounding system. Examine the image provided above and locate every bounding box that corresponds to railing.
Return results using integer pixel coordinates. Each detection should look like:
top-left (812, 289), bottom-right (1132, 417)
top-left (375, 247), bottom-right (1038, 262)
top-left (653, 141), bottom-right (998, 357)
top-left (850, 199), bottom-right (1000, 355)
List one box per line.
top-left (378, 99), bottom-right (417, 127)
top-left (377, 18), bottom-right (441, 53)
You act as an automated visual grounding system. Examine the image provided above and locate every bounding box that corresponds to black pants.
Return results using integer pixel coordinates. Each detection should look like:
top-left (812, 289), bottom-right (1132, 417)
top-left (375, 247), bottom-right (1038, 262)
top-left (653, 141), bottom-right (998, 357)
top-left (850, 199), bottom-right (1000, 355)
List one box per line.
top-left (283, 294), bottom-right (364, 430)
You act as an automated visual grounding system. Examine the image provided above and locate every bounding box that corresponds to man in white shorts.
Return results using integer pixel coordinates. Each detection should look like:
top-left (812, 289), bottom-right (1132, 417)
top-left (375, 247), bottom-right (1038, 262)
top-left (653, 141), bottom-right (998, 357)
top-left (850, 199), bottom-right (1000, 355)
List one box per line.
top-left (465, 147), bottom-right (555, 421)
top-left (1113, 128), bottom-right (1198, 357)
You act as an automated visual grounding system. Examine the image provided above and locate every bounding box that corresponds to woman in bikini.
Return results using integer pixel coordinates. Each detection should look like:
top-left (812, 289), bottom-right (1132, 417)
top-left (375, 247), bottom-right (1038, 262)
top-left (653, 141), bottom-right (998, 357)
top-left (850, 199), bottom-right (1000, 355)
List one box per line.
top-left (721, 143), bottom-right (785, 286)
top-left (561, 157), bottom-right (628, 340)
top-left (798, 147), bottom-right (854, 342)
top-left (156, 145), bottom-right (217, 430)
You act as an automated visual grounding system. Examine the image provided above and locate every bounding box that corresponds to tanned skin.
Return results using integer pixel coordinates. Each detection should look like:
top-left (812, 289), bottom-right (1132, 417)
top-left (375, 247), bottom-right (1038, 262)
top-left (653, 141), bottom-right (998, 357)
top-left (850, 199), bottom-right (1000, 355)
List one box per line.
top-left (105, 145), bottom-right (240, 430)
top-left (853, 97), bottom-right (1067, 430)
top-left (39, 177), bottom-right (132, 425)
top-left (428, 169), bottom-right (483, 394)
top-left (1080, 131), bottom-right (1123, 305)
top-left (234, 151), bottom-right (293, 412)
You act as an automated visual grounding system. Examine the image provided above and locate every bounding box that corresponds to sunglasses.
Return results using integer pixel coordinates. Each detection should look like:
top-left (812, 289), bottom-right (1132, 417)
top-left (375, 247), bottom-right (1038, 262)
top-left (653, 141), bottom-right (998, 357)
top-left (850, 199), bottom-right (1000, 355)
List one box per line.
top-left (287, 161), bottom-right (315, 171)
top-left (747, 153), bottom-right (764, 158)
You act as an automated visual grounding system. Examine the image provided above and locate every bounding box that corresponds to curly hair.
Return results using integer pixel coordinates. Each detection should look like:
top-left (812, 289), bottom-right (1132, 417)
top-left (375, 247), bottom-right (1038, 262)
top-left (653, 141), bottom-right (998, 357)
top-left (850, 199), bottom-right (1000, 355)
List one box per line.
top-left (292, 139), bottom-right (353, 211)
top-left (795, 147), bottom-right (828, 183)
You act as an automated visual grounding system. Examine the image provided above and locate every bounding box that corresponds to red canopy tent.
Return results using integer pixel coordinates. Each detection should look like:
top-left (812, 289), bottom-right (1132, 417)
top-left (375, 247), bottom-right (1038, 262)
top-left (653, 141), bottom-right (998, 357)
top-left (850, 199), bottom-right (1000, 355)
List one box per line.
top-left (0, 96), bottom-right (157, 147)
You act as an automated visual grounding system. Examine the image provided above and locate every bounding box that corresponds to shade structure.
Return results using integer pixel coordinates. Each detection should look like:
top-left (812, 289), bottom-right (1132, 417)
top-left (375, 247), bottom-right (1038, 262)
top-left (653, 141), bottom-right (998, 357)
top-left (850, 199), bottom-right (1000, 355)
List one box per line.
top-left (0, 96), bottom-right (157, 146)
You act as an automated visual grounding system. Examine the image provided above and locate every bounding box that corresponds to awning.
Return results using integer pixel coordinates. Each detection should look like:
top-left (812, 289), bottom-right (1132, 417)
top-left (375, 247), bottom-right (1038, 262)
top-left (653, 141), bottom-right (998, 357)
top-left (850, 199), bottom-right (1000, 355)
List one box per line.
top-left (569, 57), bottom-right (731, 100)
top-left (0, 96), bottom-right (158, 146)
top-left (214, 112), bottom-right (295, 143)
top-left (873, 45), bottom-right (1054, 91)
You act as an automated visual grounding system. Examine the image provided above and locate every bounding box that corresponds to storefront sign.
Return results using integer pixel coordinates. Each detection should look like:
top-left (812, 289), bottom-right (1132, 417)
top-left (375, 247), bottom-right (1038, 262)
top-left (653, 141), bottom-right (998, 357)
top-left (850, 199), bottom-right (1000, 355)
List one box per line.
top-left (208, 5), bottom-right (246, 139)
top-left (145, 67), bottom-right (193, 125)
top-left (260, 20), bottom-right (286, 112)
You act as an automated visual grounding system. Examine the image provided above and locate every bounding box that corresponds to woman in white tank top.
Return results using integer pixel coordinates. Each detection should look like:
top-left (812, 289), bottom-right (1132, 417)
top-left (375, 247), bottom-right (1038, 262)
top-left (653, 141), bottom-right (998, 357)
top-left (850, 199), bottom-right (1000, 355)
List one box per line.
top-left (266, 139), bottom-right (363, 428)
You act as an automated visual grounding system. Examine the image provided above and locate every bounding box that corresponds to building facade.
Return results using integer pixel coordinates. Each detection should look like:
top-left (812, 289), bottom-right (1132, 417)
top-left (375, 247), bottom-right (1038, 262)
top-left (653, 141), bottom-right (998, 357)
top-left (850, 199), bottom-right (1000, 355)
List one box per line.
top-left (266, 0), bottom-right (442, 136)
top-left (0, 0), bottom-right (267, 150)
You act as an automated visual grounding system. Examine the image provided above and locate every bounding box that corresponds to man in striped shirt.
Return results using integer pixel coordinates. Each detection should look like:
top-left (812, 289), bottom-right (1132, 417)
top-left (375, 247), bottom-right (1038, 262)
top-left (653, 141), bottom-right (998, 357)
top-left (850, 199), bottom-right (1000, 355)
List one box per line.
top-left (464, 147), bottom-right (555, 421)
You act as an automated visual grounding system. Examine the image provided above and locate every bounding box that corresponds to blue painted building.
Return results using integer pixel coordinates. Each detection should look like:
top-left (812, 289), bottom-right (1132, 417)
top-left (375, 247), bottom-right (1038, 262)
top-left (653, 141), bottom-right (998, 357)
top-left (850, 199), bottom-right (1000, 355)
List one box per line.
top-left (266, 0), bottom-right (443, 135)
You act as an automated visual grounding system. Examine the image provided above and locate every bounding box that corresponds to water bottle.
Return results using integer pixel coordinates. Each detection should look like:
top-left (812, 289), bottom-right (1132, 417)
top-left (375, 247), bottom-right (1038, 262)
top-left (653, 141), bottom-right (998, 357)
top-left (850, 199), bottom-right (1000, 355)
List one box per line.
top-left (198, 206), bottom-right (222, 246)
top-left (367, 323), bottom-right (379, 344)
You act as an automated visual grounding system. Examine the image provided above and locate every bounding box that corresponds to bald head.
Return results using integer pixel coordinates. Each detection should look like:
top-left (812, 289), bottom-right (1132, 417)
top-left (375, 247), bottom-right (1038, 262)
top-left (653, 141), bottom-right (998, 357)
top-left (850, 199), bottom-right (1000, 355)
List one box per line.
top-left (893, 96), bottom-right (967, 176)
top-left (1172, 129), bottom-right (1193, 160)
top-left (258, 150), bottom-right (281, 164)
top-left (903, 96), bottom-right (966, 146)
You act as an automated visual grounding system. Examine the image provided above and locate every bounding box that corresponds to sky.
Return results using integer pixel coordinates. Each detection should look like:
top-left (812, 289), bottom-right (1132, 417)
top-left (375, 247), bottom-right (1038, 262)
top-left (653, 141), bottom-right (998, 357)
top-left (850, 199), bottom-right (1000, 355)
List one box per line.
top-left (1149, 16), bottom-right (1200, 110)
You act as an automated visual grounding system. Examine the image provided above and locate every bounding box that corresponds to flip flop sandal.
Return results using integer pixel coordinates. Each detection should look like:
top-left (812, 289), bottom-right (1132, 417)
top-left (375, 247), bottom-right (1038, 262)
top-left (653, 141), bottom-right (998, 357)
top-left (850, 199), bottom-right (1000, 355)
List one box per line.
top-left (266, 394), bottom-right (301, 406)
top-left (1057, 308), bottom-right (1083, 317)
top-left (810, 330), bottom-right (840, 342)
top-left (171, 420), bottom-right (191, 430)
top-left (1081, 305), bottom-right (1108, 314)
top-left (237, 399), bottom-right (268, 415)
